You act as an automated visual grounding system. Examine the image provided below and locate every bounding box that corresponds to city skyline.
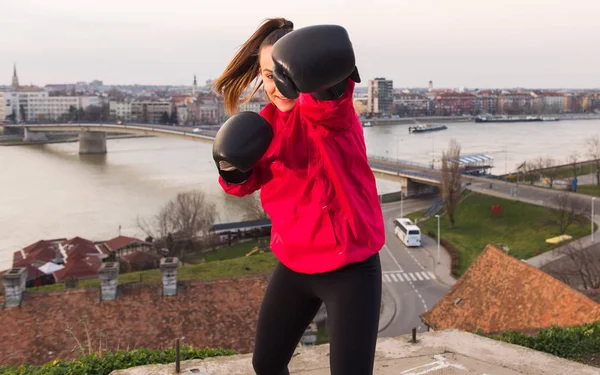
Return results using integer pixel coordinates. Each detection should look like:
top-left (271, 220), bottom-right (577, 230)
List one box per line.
top-left (1, 0), bottom-right (599, 88)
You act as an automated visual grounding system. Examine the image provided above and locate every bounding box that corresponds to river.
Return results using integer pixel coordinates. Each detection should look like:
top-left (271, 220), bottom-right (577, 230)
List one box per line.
top-left (1, 118), bottom-right (598, 270)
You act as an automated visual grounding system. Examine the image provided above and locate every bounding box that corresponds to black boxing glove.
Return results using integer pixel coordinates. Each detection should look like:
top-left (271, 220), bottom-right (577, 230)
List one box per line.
top-left (271, 24), bottom-right (361, 101)
top-left (212, 112), bottom-right (273, 184)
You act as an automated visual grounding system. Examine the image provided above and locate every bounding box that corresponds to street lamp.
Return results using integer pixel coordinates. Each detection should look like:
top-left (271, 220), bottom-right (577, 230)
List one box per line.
top-left (435, 214), bottom-right (441, 264)
top-left (400, 190), bottom-right (404, 218)
top-left (592, 197), bottom-right (596, 243)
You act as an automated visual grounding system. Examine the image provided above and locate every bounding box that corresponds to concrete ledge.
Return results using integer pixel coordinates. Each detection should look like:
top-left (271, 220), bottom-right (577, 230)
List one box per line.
top-left (110, 330), bottom-right (599, 375)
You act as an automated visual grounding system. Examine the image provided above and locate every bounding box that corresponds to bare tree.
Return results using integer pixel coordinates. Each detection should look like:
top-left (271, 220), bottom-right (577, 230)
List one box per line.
top-left (240, 193), bottom-right (269, 221)
top-left (542, 240), bottom-right (600, 290)
top-left (138, 190), bottom-right (217, 263)
top-left (539, 156), bottom-right (558, 188)
top-left (550, 193), bottom-right (590, 234)
top-left (586, 135), bottom-right (600, 185)
top-left (521, 159), bottom-right (541, 185)
top-left (440, 139), bottom-right (462, 228)
top-left (568, 151), bottom-right (580, 182)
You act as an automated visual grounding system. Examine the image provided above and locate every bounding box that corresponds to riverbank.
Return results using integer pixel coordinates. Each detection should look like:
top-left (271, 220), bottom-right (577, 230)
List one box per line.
top-left (364, 113), bottom-right (600, 126)
top-left (0, 133), bottom-right (153, 146)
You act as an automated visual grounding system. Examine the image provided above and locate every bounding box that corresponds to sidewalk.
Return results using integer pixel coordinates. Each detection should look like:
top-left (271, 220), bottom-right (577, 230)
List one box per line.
top-left (419, 235), bottom-right (456, 287)
top-left (526, 228), bottom-right (598, 268)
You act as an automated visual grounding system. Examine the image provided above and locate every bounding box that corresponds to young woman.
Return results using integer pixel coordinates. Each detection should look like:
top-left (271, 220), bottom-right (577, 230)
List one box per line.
top-left (213, 18), bottom-right (385, 375)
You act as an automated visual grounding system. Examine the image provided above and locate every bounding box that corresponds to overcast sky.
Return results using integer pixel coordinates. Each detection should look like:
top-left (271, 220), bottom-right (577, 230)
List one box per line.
top-left (1, 0), bottom-right (599, 89)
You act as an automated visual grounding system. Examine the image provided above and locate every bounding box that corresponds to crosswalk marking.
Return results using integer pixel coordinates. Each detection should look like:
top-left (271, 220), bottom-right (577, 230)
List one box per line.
top-left (382, 271), bottom-right (436, 283)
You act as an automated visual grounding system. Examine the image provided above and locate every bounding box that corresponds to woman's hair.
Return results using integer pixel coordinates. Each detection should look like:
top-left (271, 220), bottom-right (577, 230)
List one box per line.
top-left (213, 18), bottom-right (294, 115)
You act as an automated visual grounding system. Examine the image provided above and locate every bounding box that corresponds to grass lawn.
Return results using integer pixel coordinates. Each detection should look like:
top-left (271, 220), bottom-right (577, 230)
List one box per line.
top-left (199, 238), bottom-right (265, 263)
top-left (26, 252), bottom-right (278, 293)
top-left (415, 193), bottom-right (591, 277)
top-left (576, 184), bottom-right (600, 197)
top-left (535, 161), bottom-right (598, 180)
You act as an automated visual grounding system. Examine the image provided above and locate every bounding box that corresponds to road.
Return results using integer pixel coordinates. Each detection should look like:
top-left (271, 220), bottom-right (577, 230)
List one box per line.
top-left (377, 198), bottom-right (451, 337)
top-left (467, 178), bottom-right (600, 212)
top-left (374, 174), bottom-right (600, 337)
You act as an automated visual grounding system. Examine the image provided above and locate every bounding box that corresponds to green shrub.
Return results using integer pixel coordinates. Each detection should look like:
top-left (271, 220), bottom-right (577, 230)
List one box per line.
top-left (0, 346), bottom-right (235, 375)
top-left (427, 231), bottom-right (461, 277)
top-left (485, 322), bottom-right (600, 359)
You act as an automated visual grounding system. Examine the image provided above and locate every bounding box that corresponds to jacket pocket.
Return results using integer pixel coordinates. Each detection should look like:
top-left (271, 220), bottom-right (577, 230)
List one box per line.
top-left (326, 208), bottom-right (340, 246)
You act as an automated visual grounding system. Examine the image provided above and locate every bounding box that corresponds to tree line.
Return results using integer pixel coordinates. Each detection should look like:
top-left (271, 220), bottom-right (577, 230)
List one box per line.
top-left (518, 135), bottom-right (600, 188)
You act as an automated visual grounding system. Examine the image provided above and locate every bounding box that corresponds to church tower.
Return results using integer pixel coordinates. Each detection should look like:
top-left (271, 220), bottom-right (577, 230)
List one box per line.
top-left (192, 74), bottom-right (197, 96)
top-left (11, 63), bottom-right (19, 90)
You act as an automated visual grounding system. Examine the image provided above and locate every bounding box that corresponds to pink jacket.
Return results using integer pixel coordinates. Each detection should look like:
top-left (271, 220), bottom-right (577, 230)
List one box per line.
top-left (219, 80), bottom-right (385, 274)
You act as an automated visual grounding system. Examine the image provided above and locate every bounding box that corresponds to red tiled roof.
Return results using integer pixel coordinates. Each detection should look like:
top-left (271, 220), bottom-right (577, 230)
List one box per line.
top-left (22, 240), bottom-right (56, 256)
top-left (96, 243), bottom-right (111, 255)
top-left (104, 236), bottom-right (147, 252)
top-left (436, 92), bottom-right (477, 99)
top-left (62, 236), bottom-right (95, 248)
top-left (13, 250), bottom-right (24, 264)
top-left (53, 256), bottom-right (100, 282)
top-left (14, 245), bottom-right (57, 268)
top-left (22, 264), bottom-right (46, 282)
top-left (121, 250), bottom-right (158, 264)
top-left (26, 247), bottom-right (56, 264)
top-left (66, 243), bottom-right (100, 258)
top-left (421, 245), bottom-right (600, 334)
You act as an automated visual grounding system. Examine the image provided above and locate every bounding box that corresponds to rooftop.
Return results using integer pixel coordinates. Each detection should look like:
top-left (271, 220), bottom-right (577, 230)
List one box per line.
top-left (104, 235), bottom-right (149, 252)
top-left (210, 219), bottom-right (272, 233)
top-left (421, 245), bottom-right (600, 334)
top-left (110, 330), bottom-right (600, 375)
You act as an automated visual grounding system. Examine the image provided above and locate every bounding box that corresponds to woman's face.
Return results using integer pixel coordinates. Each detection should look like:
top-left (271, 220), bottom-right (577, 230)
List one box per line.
top-left (259, 45), bottom-right (297, 112)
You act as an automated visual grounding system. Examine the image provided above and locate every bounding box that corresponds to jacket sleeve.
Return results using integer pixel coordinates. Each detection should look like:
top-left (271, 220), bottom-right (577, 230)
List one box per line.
top-left (218, 160), bottom-right (265, 197)
top-left (298, 79), bottom-right (356, 130)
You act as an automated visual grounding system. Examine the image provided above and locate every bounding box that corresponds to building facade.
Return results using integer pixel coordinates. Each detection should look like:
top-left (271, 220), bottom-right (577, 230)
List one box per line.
top-left (498, 93), bottom-right (534, 115)
top-left (109, 101), bottom-right (132, 122)
top-left (239, 101), bottom-right (267, 113)
top-left (393, 93), bottom-right (429, 116)
top-left (541, 93), bottom-right (564, 114)
top-left (0, 91), bottom-right (12, 121)
top-left (131, 101), bottom-right (171, 123)
top-left (367, 78), bottom-right (393, 116)
top-left (433, 92), bottom-right (477, 116)
top-left (3, 65), bottom-right (100, 122)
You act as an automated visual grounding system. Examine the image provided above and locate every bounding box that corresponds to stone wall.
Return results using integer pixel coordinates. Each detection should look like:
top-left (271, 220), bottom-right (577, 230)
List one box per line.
top-left (0, 275), bottom-right (268, 366)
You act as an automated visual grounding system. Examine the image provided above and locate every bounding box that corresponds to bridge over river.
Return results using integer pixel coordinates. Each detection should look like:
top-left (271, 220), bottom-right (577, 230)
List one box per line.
top-left (3, 122), bottom-right (446, 197)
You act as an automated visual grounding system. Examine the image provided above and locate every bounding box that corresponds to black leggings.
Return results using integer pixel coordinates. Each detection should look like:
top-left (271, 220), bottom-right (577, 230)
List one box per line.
top-left (252, 253), bottom-right (382, 375)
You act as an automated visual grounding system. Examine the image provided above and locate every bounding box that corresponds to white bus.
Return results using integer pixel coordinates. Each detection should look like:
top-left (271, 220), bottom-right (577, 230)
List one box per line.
top-left (393, 218), bottom-right (422, 247)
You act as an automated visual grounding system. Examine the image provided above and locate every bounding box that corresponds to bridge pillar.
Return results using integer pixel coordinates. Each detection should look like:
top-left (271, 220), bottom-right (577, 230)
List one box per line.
top-left (79, 131), bottom-right (107, 154)
top-left (406, 179), bottom-right (437, 197)
top-left (23, 128), bottom-right (48, 142)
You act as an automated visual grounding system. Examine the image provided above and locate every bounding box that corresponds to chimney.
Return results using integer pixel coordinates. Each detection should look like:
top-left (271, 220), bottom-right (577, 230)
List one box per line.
top-left (160, 257), bottom-right (179, 296)
top-left (2, 267), bottom-right (27, 308)
top-left (98, 262), bottom-right (119, 300)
